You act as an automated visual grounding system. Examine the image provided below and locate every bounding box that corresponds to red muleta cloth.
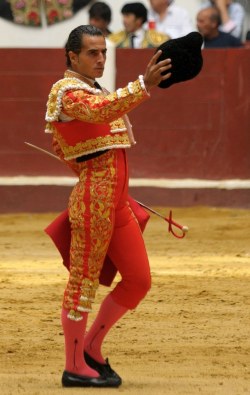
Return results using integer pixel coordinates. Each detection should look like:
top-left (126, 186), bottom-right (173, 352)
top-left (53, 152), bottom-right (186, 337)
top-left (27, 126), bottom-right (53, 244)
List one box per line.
top-left (45, 196), bottom-right (150, 286)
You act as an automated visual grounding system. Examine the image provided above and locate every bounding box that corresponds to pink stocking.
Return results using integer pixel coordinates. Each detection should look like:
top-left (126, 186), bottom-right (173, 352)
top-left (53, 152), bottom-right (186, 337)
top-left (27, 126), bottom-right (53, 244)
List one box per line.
top-left (61, 307), bottom-right (99, 377)
top-left (84, 294), bottom-right (128, 363)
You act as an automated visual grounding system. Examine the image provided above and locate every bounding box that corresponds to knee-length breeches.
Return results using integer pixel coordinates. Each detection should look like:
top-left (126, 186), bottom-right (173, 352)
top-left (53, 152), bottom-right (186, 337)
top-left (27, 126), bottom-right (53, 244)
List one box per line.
top-left (63, 149), bottom-right (151, 321)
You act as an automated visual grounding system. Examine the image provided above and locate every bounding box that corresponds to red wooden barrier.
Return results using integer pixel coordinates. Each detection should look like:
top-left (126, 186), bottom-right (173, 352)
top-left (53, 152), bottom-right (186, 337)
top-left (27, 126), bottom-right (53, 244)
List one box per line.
top-left (116, 48), bottom-right (250, 179)
top-left (0, 48), bottom-right (249, 211)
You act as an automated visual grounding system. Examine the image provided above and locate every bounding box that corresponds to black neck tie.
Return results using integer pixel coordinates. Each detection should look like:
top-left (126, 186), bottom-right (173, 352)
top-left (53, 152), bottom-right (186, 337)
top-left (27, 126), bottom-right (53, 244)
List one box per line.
top-left (94, 81), bottom-right (102, 90)
top-left (130, 34), bottom-right (136, 48)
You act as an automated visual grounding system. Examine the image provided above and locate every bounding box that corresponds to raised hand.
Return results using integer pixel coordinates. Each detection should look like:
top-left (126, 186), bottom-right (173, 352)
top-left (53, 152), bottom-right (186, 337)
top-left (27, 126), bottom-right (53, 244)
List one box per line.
top-left (212, 0), bottom-right (231, 24)
top-left (143, 50), bottom-right (172, 92)
top-left (213, 0), bottom-right (232, 8)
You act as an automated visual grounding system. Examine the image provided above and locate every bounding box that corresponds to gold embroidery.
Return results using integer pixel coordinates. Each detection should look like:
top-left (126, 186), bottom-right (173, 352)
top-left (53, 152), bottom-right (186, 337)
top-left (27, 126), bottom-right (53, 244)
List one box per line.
top-left (68, 310), bottom-right (83, 321)
top-left (53, 127), bottom-right (131, 160)
top-left (110, 118), bottom-right (126, 132)
top-left (63, 151), bottom-right (117, 320)
top-left (45, 73), bottom-right (149, 158)
top-left (46, 75), bottom-right (148, 124)
top-left (46, 78), bottom-right (92, 122)
top-left (60, 79), bottom-right (147, 124)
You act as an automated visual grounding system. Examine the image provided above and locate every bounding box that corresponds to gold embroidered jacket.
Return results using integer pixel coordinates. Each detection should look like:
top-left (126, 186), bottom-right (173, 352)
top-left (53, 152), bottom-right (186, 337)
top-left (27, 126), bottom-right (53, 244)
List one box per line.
top-left (45, 71), bottom-right (149, 160)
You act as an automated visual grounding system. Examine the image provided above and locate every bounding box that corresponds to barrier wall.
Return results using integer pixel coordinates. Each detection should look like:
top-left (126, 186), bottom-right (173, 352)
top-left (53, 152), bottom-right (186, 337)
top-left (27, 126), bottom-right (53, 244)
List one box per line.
top-left (0, 48), bottom-right (249, 211)
top-left (116, 48), bottom-right (250, 180)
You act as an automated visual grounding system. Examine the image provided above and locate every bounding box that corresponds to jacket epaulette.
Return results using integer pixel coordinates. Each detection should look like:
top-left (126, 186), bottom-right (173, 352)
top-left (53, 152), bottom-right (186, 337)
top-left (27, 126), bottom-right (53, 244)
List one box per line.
top-left (108, 29), bottom-right (170, 48)
top-left (146, 30), bottom-right (170, 46)
top-left (108, 31), bottom-right (127, 46)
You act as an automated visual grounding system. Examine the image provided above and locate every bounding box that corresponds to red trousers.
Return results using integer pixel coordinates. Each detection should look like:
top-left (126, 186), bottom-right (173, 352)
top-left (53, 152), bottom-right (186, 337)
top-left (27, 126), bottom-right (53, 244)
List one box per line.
top-left (63, 149), bottom-right (151, 321)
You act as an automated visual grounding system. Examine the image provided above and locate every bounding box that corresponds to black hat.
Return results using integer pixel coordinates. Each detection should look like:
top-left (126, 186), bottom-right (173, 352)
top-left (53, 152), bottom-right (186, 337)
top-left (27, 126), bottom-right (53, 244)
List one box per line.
top-left (156, 32), bottom-right (203, 89)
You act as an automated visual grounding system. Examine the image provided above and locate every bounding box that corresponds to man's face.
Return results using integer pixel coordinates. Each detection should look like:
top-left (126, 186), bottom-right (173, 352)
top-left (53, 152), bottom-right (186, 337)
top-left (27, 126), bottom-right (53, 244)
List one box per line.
top-left (69, 34), bottom-right (106, 79)
top-left (197, 10), bottom-right (215, 37)
top-left (150, 0), bottom-right (169, 13)
top-left (89, 17), bottom-right (109, 34)
top-left (122, 13), bottom-right (142, 33)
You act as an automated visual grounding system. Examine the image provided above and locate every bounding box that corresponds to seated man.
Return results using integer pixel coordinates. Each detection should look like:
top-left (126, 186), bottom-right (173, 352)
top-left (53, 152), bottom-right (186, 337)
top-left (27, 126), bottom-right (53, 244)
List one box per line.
top-left (197, 6), bottom-right (243, 48)
top-left (147, 0), bottom-right (194, 39)
top-left (199, 0), bottom-right (245, 39)
top-left (108, 2), bottom-right (169, 48)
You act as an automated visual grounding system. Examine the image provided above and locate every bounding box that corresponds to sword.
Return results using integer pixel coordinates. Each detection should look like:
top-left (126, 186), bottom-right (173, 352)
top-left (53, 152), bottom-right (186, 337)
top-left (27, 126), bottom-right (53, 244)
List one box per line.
top-left (25, 142), bottom-right (60, 161)
top-left (136, 201), bottom-right (188, 239)
top-left (24, 142), bottom-right (188, 238)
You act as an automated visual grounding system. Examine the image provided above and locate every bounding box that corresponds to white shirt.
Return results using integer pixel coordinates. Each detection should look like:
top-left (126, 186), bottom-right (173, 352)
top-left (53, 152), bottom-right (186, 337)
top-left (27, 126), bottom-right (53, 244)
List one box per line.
top-left (129, 28), bottom-right (145, 48)
top-left (147, 4), bottom-right (194, 39)
top-left (200, 1), bottom-right (245, 39)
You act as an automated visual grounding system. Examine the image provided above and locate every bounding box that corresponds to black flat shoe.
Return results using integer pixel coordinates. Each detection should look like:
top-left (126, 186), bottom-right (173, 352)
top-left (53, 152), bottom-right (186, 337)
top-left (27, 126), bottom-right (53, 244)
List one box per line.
top-left (84, 351), bottom-right (122, 387)
top-left (62, 370), bottom-right (108, 387)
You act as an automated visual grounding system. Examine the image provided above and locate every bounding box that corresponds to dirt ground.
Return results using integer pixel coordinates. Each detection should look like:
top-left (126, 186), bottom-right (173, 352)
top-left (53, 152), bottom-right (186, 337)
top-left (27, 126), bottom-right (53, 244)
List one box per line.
top-left (0, 206), bottom-right (250, 395)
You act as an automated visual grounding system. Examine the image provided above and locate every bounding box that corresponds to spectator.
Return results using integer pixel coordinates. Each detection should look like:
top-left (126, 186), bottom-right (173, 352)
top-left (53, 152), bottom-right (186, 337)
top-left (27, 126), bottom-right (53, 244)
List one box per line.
top-left (200, 0), bottom-right (245, 39)
top-left (147, 0), bottom-right (194, 39)
top-left (88, 2), bottom-right (112, 36)
top-left (108, 2), bottom-right (169, 48)
top-left (197, 7), bottom-right (243, 48)
top-left (245, 30), bottom-right (250, 48)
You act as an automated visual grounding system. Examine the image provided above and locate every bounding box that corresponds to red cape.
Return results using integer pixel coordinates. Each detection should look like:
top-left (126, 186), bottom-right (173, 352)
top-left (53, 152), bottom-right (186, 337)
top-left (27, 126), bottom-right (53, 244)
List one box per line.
top-left (45, 196), bottom-right (150, 286)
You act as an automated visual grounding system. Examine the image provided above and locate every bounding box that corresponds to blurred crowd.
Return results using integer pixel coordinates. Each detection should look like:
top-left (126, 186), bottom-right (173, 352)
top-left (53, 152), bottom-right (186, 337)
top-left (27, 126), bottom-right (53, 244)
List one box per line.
top-left (88, 0), bottom-right (247, 48)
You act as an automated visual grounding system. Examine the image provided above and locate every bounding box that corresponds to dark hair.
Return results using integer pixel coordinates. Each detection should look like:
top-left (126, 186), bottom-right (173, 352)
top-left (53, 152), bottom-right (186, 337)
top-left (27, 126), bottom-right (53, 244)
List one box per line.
top-left (88, 2), bottom-right (112, 23)
top-left (65, 25), bottom-right (103, 67)
top-left (121, 2), bottom-right (147, 24)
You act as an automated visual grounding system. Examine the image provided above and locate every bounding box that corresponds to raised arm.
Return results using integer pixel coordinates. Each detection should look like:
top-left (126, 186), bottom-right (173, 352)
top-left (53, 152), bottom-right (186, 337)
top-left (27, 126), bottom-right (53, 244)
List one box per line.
top-left (61, 51), bottom-right (172, 124)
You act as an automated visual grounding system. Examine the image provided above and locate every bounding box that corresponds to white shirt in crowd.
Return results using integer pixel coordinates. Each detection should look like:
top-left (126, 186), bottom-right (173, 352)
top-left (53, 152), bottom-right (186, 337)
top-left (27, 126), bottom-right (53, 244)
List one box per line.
top-left (129, 28), bottom-right (146, 48)
top-left (147, 3), bottom-right (194, 39)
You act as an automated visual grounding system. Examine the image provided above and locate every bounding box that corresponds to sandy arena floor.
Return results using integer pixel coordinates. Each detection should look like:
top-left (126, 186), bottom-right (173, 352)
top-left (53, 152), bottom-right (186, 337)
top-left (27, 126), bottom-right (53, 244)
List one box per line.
top-left (0, 206), bottom-right (250, 395)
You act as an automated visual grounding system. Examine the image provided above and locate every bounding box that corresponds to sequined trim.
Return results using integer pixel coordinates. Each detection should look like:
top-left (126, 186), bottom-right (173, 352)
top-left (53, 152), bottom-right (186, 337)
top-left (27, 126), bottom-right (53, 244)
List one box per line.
top-left (139, 75), bottom-right (146, 90)
top-left (45, 78), bottom-right (100, 122)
